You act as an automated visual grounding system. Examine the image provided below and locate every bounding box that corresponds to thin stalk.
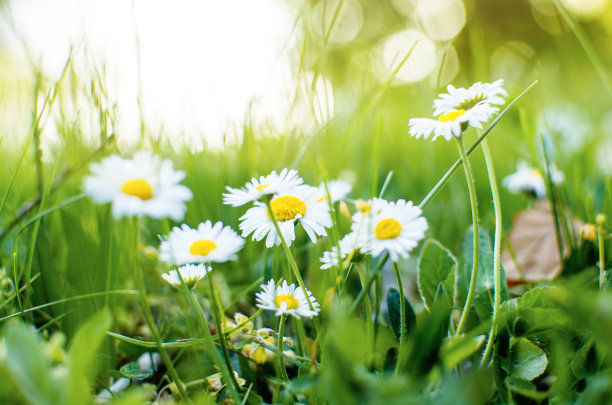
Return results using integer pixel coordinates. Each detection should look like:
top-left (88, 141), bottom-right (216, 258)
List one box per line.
top-left (454, 136), bottom-right (479, 337)
top-left (356, 264), bottom-right (374, 366)
top-left (598, 226), bottom-right (606, 290)
top-left (206, 274), bottom-right (241, 393)
top-left (263, 198), bottom-right (320, 334)
top-left (132, 219), bottom-right (189, 402)
top-left (479, 139), bottom-right (503, 367)
top-left (277, 314), bottom-right (290, 382)
top-left (392, 261), bottom-right (406, 375)
top-left (350, 253), bottom-right (389, 314)
top-left (178, 273), bottom-right (241, 404)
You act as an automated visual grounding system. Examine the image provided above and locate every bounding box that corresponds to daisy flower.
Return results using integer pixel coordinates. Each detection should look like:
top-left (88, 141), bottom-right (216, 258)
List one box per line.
top-left (409, 103), bottom-right (499, 142)
top-left (409, 80), bottom-right (507, 142)
top-left (239, 185), bottom-right (332, 248)
top-left (320, 230), bottom-right (367, 270)
top-left (318, 179), bottom-right (352, 203)
top-left (83, 151), bottom-right (193, 220)
top-left (433, 79), bottom-right (507, 116)
top-left (161, 264), bottom-right (211, 289)
top-left (223, 168), bottom-right (303, 207)
top-left (362, 198), bottom-right (428, 262)
top-left (255, 279), bottom-right (320, 318)
top-left (159, 221), bottom-right (244, 265)
top-left (502, 161), bottom-right (564, 198)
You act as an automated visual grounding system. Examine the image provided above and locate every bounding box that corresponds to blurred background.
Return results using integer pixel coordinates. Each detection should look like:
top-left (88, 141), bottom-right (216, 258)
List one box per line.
top-left (0, 0), bottom-right (610, 248)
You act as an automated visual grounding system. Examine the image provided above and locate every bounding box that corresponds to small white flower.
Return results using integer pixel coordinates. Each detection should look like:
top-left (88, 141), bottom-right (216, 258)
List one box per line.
top-left (239, 185), bottom-right (332, 248)
top-left (362, 198), bottom-right (428, 262)
top-left (83, 151), bottom-right (193, 220)
top-left (161, 264), bottom-right (211, 288)
top-left (502, 161), bottom-right (564, 198)
top-left (318, 179), bottom-right (352, 203)
top-left (255, 279), bottom-right (320, 318)
top-left (409, 103), bottom-right (499, 142)
top-left (223, 168), bottom-right (303, 207)
top-left (433, 79), bottom-right (507, 116)
top-left (159, 221), bottom-right (244, 265)
top-left (319, 231), bottom-right (367, 270)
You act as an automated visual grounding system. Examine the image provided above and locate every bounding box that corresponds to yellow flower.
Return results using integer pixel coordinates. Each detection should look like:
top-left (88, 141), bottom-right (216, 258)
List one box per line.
top-left (581, 224), bottom-right (597, 242)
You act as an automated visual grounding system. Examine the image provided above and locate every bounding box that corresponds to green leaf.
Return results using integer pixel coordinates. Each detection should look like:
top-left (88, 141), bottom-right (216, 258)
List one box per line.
top-left (68, 309), bottom-right (112, 404)
top-left (3, 321), bottom-right (61, 405)
top-left (118, 362), bottom-right (152, 381)
top-left (509, 337), bottom-right (548, 381)
top-left (440, 334), bottom-right (486, 370)
top-left (505, 376), bottom-right (549, 400)
top-left (386, 288), bottom-right (416, 341)
top-left (460, 226), bottom-right (508, 320)
top-left (417, 239), bottom-right (457, 310)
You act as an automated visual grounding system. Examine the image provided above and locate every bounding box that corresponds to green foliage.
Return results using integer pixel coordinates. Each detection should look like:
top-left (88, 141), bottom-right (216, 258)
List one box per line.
top-left (417, 239), bottom-right (457, 311)
top-left (386, 288), bottom-right (416, 341)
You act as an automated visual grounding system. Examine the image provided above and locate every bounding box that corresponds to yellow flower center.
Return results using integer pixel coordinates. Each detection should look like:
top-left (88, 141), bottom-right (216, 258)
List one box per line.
top-left (374, 218), bottom-right (402, 240)
top-left (269, 196), bottom-right (307, 222)
top-left (256, 184), bottom-right (269, 192)
top-left (274, 293), bottom-right (300, 310)
top-left (189, 240), bottom-right (218, 256)
top-left (438, 109), bottom-right (466, 122)
top-left (531, 169), bottom-right (542, 178)
top-left (121, 179), bottom-right (153, 200)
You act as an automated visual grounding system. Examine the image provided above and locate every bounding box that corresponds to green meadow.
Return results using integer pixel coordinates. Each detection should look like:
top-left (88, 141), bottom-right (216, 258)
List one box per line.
top-left (0, 0), bottom-right (610, 403)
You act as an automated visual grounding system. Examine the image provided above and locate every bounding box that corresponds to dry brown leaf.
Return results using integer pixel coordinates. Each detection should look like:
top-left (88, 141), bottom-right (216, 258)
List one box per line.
top-left (502, 200), bottom-right (582, 286)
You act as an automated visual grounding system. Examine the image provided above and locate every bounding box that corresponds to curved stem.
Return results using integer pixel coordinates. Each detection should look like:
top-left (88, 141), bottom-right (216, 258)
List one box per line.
top-left (350, 253), bottom-right (389, 314)
top-left (277, 314), bottom-right (290, 382)
top-left (392, 261), bottom-right (406, 375)
top-left (598, 225), bottom-right (607, 290)
top-left (206, 274), bottom-right (241, 393)
top-left (479, 139), bottom-right (502, 367)
top-left (455, 136), bottom-right (480, 337)
top-left (178, 273), bottom-right (241, 404)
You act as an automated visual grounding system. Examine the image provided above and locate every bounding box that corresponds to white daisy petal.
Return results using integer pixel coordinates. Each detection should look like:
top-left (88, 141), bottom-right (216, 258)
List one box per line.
top-left (318, 180), bottom-right (352, 203)
top-left (162, 264), bottom-right (211, 288)
top-left (239, 185), bottom-right (332, 248)
top-left (255, 279), bottom-right (320, 319)
top-left (502, 161), bottom-right (564, 199)
top-left (358, 198), bottom-right (428, 262)
top-left (159, 221), bottom-right (244, 265)
top-left (83, 151), bottom-right (193, 220)
top-left (223, 168), bottom-right (303, 207)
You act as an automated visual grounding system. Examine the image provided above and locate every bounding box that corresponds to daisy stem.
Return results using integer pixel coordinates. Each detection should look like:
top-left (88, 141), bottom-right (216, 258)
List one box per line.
top-left (350, 253), bottom-right (389, 314)
top-left (277, 314), bottom-right (290, 383)
top-left (206, 274), bottom-right (242, 393)
top-left (263, 198), bottom-right (321, 335)
top-left (178, 272), bottom-right (241, 404)
top-left (479, 139), bottom-right (503, 368)
top-left (598, 226), bottom-right (606, 290)
top-left (454, 136), bottom-right (480, 337)
top-left (356, 263), bottom-right (374, 366)
top-left (132, 219), bottom-right (190, 402)
top-left (392, 261), bottom-right (406, 375)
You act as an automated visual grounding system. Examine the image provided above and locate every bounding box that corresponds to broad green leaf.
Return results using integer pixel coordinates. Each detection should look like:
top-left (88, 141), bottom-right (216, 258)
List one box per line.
top-left (3, 321), bottom-right (60, 405)
top-left (399, 305), bottom-right (449, 378)
top-left (441, 334), bottom-right (486, 370)
top-left (417, 239), bottom-right (457, 310)
top-left (386, 288), bottom-right (416, 342)
top-left (509, 337), bottom-right (548, 381)
top-left (68, 309), bottom-right (112, 404)
top-left (505, 376), bottom-right (549, 400)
